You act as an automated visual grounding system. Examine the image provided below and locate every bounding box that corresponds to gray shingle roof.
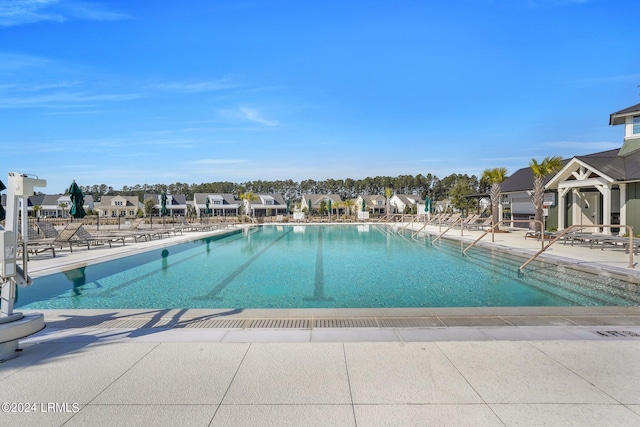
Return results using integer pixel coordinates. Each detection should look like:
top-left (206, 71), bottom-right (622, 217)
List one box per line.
top-left (610, 102), bottom-right (640, 125)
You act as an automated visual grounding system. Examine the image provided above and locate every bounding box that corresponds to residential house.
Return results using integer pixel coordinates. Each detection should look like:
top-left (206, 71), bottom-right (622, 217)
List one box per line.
top-left (389, 194), bottom-right (423, 214)
top-left (248, 194), bottom-right (288, 217)
top-left (28, 194), bottom-right (95, 218)
top-left (354, 195), bottom-right (387, 215)
top-left (300, 194), bottom-right (343, 215)
top-left (143, 193), bottom-right (187, 216)
top-left (193, 193), bottom-right (239, 217)
top-left (95, 195), bottom-right (141, 217)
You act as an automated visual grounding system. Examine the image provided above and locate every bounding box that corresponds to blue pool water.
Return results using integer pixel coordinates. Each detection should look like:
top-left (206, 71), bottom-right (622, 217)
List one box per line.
top-left (16, 225), bottom-right (640, 309)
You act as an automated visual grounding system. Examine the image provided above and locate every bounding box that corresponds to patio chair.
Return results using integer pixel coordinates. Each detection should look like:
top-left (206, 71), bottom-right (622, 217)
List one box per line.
top-left (50, 222), bottom-right (89, 252)
top-left (75, 226), bottom-right (126, 248)
top-left (36, 221), bottom-right (61, 239)
top-left (18, 225), bottom-right (56, 258)
top-left (93, 218), bottom-right (152, 242)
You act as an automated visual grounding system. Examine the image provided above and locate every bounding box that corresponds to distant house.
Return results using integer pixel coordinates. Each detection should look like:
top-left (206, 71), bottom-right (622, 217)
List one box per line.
top-left (193, 193), bottom-right (239, 217)
top-left (95, 195), bottom-right (141, 217)
top-left (300, 194), bottom-right (343, 215)
top-left (143, 193), bottom-right (187, 216)
top-left (354, 195), bottom-right (387, 215)
top-left (389, 194), bottom-right (423, 214)
top-left (248, 194), bottom-right (288, 217)
top-left (28, 194), bottom-right (95, 218)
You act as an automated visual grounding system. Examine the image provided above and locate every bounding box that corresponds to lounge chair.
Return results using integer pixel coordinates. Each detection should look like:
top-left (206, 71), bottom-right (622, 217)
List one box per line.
top-left (18, 225), bottom-right (56, 258)
top-left (47, 222), bottom-right (89, 252)
top-left (36, 221), bottom-right (61, 239)
top-left (93, 218), bottom-right (152, 242)
top-left (75, 226), bottom-right (126, 248)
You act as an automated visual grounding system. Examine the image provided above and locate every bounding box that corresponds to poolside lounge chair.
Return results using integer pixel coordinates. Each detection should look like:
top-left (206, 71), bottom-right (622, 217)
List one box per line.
top-left (18, 225), bottom-right (56, 258)
top-left (93, 218), bottom-right (152, 242)
top-left (176, 216), bottom-right (211, 232)
top-left (36, 221), bottom-right (61, 239)
top-left (47, 222), bottom-right (89, 252)
top-left (75, 226), bottom-right (126, 248)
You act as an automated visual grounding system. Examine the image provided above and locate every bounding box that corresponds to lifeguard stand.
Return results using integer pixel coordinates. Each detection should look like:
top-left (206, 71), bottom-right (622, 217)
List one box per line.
top-left (0, 173), bottom-right (47, 362)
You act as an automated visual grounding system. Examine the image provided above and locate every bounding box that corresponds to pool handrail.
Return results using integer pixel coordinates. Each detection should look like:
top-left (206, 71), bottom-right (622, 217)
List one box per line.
top-left (463, 220), bottom-right (546, 254)
top-left (519, 224), bottom-right (634, 271)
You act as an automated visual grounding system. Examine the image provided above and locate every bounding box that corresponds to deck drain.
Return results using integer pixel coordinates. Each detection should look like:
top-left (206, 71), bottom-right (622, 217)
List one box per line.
top-left (594, 330), bottom-right (640, 337)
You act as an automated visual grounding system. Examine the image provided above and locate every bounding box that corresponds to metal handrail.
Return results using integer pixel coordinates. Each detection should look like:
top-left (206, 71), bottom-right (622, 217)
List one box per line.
top-left (432, 217), bottom-right (464, 243)
top-left (462, 219), bottom-right (546, 254)
top-left (519, 224), bottom-right (634, 271)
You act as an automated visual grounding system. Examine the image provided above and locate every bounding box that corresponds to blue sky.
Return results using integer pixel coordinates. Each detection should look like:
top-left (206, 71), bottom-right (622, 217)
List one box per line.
top-left (1, 0), bottom-right (638, 193)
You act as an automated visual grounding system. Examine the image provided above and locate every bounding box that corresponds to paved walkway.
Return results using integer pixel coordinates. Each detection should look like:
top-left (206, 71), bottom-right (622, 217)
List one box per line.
top-left (2, 223), bottom-right (640, 426)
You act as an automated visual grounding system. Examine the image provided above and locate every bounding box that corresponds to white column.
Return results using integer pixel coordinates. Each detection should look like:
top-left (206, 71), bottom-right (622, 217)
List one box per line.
top-left (600, 184), bottom-right (612, 235)
top-left (619, 183), bottom-right (627, 236)
top-left (557, 186), bottom-right (571, 231)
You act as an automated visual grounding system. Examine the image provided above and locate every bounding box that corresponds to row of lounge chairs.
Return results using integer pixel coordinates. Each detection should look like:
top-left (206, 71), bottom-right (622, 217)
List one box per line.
top-left (19, 217), bottom-right (228, 259)
top-left (525, 229), bottom-right (639, 255)
top-left (425, 213), bottom-right (493, 230)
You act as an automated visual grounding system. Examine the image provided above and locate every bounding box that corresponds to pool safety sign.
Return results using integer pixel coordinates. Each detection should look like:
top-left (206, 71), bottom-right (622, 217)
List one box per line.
top-left (543, 193), bottom-right (556, 207)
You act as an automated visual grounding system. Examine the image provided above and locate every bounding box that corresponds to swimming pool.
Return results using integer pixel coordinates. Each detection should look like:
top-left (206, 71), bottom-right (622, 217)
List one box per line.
top-left (16, 224), bottom-right (640, 309)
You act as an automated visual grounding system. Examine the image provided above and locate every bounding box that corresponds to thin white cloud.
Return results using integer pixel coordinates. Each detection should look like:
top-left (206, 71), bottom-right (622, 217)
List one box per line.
top-left (155, 78), bottom-right (242, 93)
top-left (188, 159), bottom-right (248, 165)
top-left (0, 0), bottom-right (130, 27)
top-left (239, 107), bottom-right (279, 127)
top-left (0, 90), bottom-right (142, 108)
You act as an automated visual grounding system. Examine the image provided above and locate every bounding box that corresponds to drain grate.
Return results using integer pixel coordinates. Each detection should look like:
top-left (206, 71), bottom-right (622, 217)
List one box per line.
top-left (314, 318), bottom-right (378, 328)
top-left (594, 330), bottom-right (640, 337)
top-left (247, 319), bottom-right (311, 329)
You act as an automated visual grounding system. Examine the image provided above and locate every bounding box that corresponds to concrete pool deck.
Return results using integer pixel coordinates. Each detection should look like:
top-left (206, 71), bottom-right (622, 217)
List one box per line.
top-left (2, 223), bottom-right (640, 426)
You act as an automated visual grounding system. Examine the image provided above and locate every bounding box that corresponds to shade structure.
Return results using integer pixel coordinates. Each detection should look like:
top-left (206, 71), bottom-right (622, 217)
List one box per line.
top-left (160, 192), bottom-right (168, 216)
top-left (68, 180), bottom-right (86, 219)
top-left (205, 197), bottom-right (211, 215)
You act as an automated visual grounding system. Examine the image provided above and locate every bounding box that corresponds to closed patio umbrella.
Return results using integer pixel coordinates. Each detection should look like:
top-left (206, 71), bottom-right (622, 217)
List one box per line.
top-left (160, 192), bottom-right (168, 216)
top-left (328, 199), bottom-right (332, 216)
top-left (68, 180), bottom-right (86, 219)
top-left (205, 197), bottom-right (211, 215)
top-left (307, 198), bottom-right (312, 213)
top-left (0, 179), bottom-right (5, 221)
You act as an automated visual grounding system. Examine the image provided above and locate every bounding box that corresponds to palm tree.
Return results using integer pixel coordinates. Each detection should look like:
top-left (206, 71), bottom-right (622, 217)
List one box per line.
top-left (238, 191), bottom-right (258, 223)
top-left (342, 199), bottom-right (355, 218)
top-left (481, 167), bottom-right (508, 230)
top-left (384, 187), bottom-right (394, 219)
top-left (58, 202), bottom-right (68, 218)
top-left (529, 156), bottom-right (563, 233)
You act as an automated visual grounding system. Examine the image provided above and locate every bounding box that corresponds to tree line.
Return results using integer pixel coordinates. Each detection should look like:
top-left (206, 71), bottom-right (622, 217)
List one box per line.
top-left (77, 172), bottom-right (496, 211)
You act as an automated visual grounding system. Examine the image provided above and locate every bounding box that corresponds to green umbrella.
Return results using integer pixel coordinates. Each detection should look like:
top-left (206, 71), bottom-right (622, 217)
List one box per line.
top-left (69, 180), bottom-right (86, 219)
top-left (0, 179), bottom-right (5, 221)
top-left (328, 199), bottom-right (332, 215)
top-left (425, 196), bottom-right (432, 213)
top-left (160, 192), bottom-right (168, 216)
top-left (307, 198), bottom-right (312, 213)
top-left (285, 199), bottom-right (290, 215)
top-left (361, 198), bottom-right (366, 212)
top-left (205, 197), bottom-right (211, 215)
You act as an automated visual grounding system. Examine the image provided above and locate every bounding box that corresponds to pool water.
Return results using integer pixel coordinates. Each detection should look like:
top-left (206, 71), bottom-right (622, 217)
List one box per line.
top-left (16, 225), bottom-right (640, 309)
